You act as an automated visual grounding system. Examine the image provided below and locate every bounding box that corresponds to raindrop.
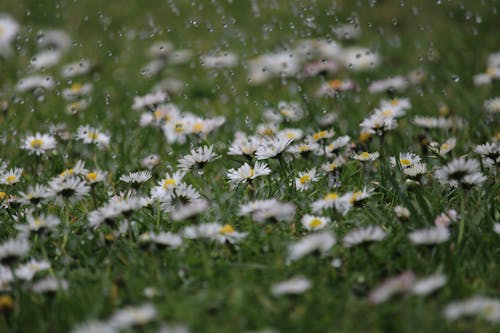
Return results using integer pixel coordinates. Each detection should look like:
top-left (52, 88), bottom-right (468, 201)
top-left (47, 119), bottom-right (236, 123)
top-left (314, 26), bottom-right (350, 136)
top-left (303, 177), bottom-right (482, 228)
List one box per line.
top-left (451, 75), bottom-right (460, 83)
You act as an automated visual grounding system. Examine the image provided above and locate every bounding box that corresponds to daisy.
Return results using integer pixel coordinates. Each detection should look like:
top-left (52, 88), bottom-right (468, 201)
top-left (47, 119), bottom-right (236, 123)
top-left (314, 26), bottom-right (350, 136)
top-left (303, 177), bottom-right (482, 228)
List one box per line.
top-left (61, 59), bottom-right (92, 78)
top-left (301, 215), bottom-right (330, 231)
top-left (352, 151), bottom-right (379, 162)
top-left (340, 47), bottom-right (380, 71)
top-left (434, 158), bottom-right (487, 187)
top-left (408, 227), bottom-right (450, 245)
top-left (150, 171), bottom-right (186, 200)
top-left (315, 79), bottom-right (356, 97)
top-left (277, 128), bottom-right (304, 141)
top-left (30, 50), bottom-right (62, 70)
top-left (66, 99), bottom-right (91, 115)
top-left (321, 156), bottom-right (346, 174)
top-left (311, 128), bottom-right (335, 143)
top-left (287, 232), bottom-right (336, 263)
top-left (0, 168), bottom-right (23, 185)
top-left (15, 75), bottom-right (55, 92)
top-left (359, 113), bottom-right (397, 135)
top-left (484, 97), bottom-right (500, 114)
top-left (32, 276), bottom-right (69, 294)
top-left (132, 91), bottom-right (168, 110)
top-left (183, 223), bottom-right (221, 240)
top-left (215, 224), bottom-right (247, 244)
top-left (62, 82), bottom-right (93, 101)
top-left (413, 116), bottom-right (453, 129)
top-left (16, 214), bottom-right (60, 234)
top-left (75, 125), bottom-right (111, 148)
top-left (139, 232), bottom-right (183, 249)
top-left (311, 192), bottom-right (351, 215)
top-left (410, 273), bottom-right (447, 296)
top-left (390, 152), bottom-right (422, 169)
top-left (348, 187), bottom-right (374, 207)
top-left (72, 321), bottom-right (115, 333)
top-left (324, 135), bottom-right (351, 155)
top-left (271, 277), bottom-right (311, 296)
top-left (178, 145), bottom-right (219, 172)
top-left (0, 15), bottom-right (19, 56)
top-left (201, 52), bottom-right (238, 68)
top-left (343, 226), bottom-right (387, 247)
top-left (379, 98), bottom-right (411, 113)
top-left (17, 184), bottom-right (49, 205)
top-left (368, 271), bottom-right (416, 304)
top-left (22, 133), bottom-right (57, 155)
top-left (287, 141), bottom-right (320, 157)
top-left (368, 76), bottom-right (409, 94)
top-left (434, 209), bottom-right (459, 228)
top-left (85, 170), bottom-right (107, 185)
top-left (170, 198), bottom-right (208, 222)
top-left (238, 199), bottom-right (296, 223)
top-left (0, 237), bottom-right (30, 263)
top-left (120, 171), bottom-right (152, 187)
top-left (494, 223), bottom-right (500, 235)
top-left (227, 161), bottom-right (271, 187)
top-left (48, 176), bottom-right (90, 205)
top-left (141, 154), bottom-right (161, 169)
top-left (278, 101), bottom-right (303, 121)
top-left (14, 258), bottom-right (51, 281)
top-left (295, 168), bottom-right (318, 191)
top-left (228, 134), bottom-right (261, 157)
top-left (255, 136), bottom-right (292, 160)
top-left (58, 160), bottom-right (88, 180)
top-left (474, 141), bottom-right (500, 169)
top-left (403, 162), bottom-right (427, 179)
top-left (428, 137), bottom-right (457, 156)
top-left (108, 304), bottom-right (157, 330)
top-left (88, 196), bottom-right (149, 228)
top-left (444, 296), bottom-right (500, 323)
top-left (187, 116), bottom-right (225, 137)
top-left (394, 205), bottom-right (411, 219)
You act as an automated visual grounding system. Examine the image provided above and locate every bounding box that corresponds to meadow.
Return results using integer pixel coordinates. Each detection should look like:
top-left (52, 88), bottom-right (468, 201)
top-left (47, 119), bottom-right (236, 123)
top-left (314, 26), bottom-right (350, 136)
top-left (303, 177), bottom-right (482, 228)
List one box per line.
top-left (0, 0), bottom-right (499, 332)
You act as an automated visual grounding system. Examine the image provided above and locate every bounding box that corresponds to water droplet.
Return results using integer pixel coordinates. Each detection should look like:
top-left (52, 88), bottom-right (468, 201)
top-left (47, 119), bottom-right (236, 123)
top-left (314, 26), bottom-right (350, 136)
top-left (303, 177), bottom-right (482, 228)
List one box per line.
top-left (451, 75), bottom-right (460, 82)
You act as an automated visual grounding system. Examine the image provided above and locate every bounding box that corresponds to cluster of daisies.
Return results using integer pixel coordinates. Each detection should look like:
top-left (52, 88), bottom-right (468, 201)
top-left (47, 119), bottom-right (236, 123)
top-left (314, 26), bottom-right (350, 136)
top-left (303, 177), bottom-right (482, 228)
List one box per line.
top-left (1, 10), bottom-right (500, 332)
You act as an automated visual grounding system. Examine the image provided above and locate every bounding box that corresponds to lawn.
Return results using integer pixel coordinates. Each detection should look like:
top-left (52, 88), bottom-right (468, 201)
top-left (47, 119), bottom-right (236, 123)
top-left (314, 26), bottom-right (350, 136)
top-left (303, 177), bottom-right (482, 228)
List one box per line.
top-left (0, 0), bottom-right (499, 332)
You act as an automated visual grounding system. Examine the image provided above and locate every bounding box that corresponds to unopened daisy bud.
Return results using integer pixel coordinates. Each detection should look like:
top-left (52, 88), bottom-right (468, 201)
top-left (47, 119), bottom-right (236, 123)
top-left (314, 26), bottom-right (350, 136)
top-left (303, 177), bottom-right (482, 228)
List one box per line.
top-left (394, 205), bottom-right (410, 220)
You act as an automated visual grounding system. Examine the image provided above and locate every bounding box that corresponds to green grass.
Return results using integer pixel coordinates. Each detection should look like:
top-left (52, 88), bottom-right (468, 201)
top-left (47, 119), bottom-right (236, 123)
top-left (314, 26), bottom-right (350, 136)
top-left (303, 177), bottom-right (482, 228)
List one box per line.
top-left (0, 0), bottom-right (499, 332)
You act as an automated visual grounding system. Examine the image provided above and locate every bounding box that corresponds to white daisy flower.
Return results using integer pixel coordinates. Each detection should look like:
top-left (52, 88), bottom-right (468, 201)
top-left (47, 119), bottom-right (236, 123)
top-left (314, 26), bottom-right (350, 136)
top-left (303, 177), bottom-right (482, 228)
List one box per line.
top-left (394, 206), bottom-right (411, 219)
top-left (325, 135), bottom-right (351, 155)
top-left (200, 52), bottom-right (238, 68)
top-left (17, 184), bottom-right (50, 205)
top-left (0, 168), bottom-right (23, 185)
top-left (76, 125), bottom-right (110, 148)
top-left (150, 171), bottom-right (186, 200)
top-left (61, 59), bottom-right (92, 78)
top-left (227, 161), bottom-right (271, 187)
top-left (434, 209), bottom-right (459, 228)
top-left (360, 112), bottom-right (397, 135)
top-left (72, 321), bottom-right (115, 333)
top-left (484, 97), bottom-right (500, 114)
top-left (139, 232), bottom-right (183, 249)
top-left (321, 156), bottom-right (346, 173)
top-left (215, 224), bottom-right (247, 244)
top-left (16, 214), bottom-right (60, 234)
top-left (287, 232), bottom-right (336, 263)
top-left (120, 171), bottom-right (152, 187)
top-left (183, 223), bottom-right (221, 239)
top-left (428, 137), bottom-right (457, 156)
top-left (379, 98), bottom-right (411, 113)
top-left (271, 277), bottom-right (311, 296)
top-left (311, 129), bottom-right (335, 142)
top-left (132, 91), bottom-right (168, 110)
top-left (474, 141), bottom-right (500, 169)
top-left (411, 274), bottom-right (447, 296)
top-left (278, 101), bottom-right (303, 121)
top-left (15, 258), bottom-right (51, 281)
top-left (15, 75), bottom-right (55, 92)
top-left (0, 237), bottom-right (30, 263)
top-left (141, 154), bottom-right (161, 169)
top-left (434, 158), bottom-right (487, 187)
top-left (390, 152), bottom-right (422, 169)
top-left (301, 215), bottom-right (330, 231)
top-left (368, 271), bottom-right (416, 304)
top-left (32, 276), bottom-right (69, 294)
top-left (0, 15), bottom-right (19, 56)
top-left (178, 145), bottom-right (219, 171)
top-left (30, 50), bottom-right (62, 70)
top-left (255, 136), bottom-right (292, 160)
top-left (343, 226), bottom-right (387, 247)
top-left (408, 227), bottom-right (450, 245)
top-left (287, 141), bottom-right (320, 157)
top-left (403, 162), bottom-right (427, 179)
top-left (368, 76), bottom-right (409, 94)
top-left (352, 151), bottom-right (379, 162)
top-left (311, 192), bottom-right (351, 215)
top-left (239, 199), bottom-right (296, 223)
top-left (62, 82), bottom-right (93, 101)
top-left (340, 47), bottom-right (380, 71)
top-left (494, 223), bottom-right (500, 235)
top-left (48, 176), bottom-right (90, 205)
top-left (228, 134), bottom-right (261, 157)
top-left (295, 168), bottom-right (318, 191)
top-left (170, 198), bottom-right (208, 221)
top-left (108, 303), bottom-right (157, 330)
top-left (22, 133), bottom-right (57, 155)
top-left (444, 296), bottom-right (500, 323)
top-left (413, 116), bottom-right (454, 129)
top-left (58, 160), bottom-right (88, 180)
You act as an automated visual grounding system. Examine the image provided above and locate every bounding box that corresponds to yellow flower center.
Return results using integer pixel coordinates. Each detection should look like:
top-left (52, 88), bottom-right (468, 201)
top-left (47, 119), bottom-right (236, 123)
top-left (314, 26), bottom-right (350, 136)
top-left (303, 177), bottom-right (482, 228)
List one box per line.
top-left (60, 169), bottom-right (74, 178)
top-left (263, 128), bottom-right (274, 136)
top-left (350, 191), bottom-right (362, 204)
top-left (153, 109), bottom-right (163, 120)
top-left (0, 295), bottom-right (14, 311)
top-left (163, 178), bottom-right (176, 188)
top-left (5, 175), bottom-right (17, 184)
top-left (381, 109), bottom-right (393, 117)
top-left (34, 218), bottom-right (43, 227)
top-left (286, 132), bottom-right (297, 139)
top-left (486, 67), bottom-right (497, 76)
top-left (0, 191), bottom-right (7, 200)
top-left (390, 99), bottom-right (399, 106)
top-left (359, 131), bottom-right (371, 142)
top-left (298, 145), bottom-right (309, 152)
top-left (400, 158), bottom-right (412, 166)
top-left (324, 193), bottom-right (339, 201)
top-left (219, 224), bottom-right (235, 234)
top-left (87, 132), bottom-right (99, 140)
top-left (175, 122), bottom-right (184, 133)
top-left (299, 175), bottom-right (310, 184)
top-left (249, 168), bottom-right (255, 177)
top-left (309, 218), bottom-right (323, 228)
top-left (30, 139), bottom-right (43, 149)
top-left (70, 83), bottom-right (82, 93)
top-left (313, 131), bottom-right (327, 141)
top-left (193, 123), bottom-right (204, 133)
top-left (327, 162), bottom-right (337, 170)
top-left (328, 79), bottom-right (343, 89)
top-left (86, 172), bottom-right (98, 182)
top-left (440, 143), bottom-right (449, 151)
top-left (360, 152), bottom-right (370, 159)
